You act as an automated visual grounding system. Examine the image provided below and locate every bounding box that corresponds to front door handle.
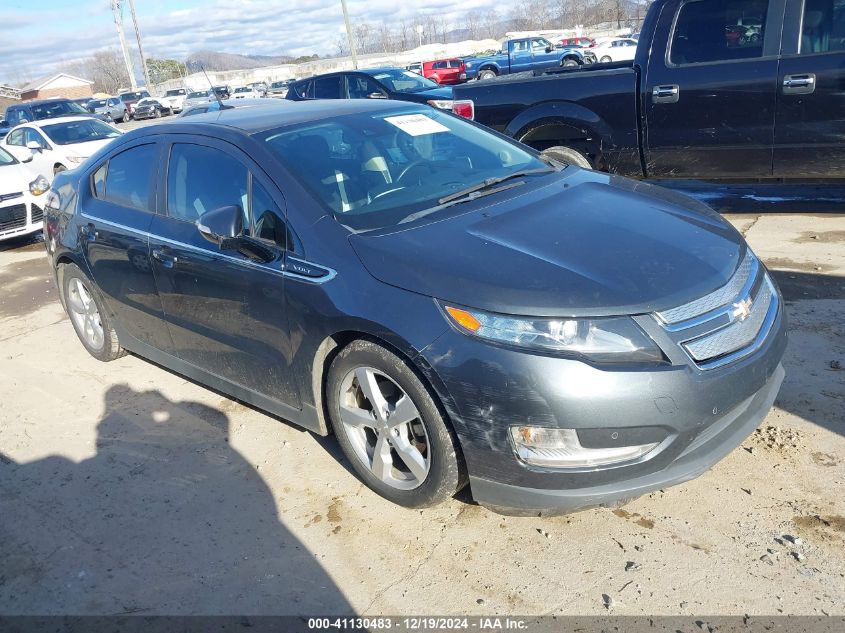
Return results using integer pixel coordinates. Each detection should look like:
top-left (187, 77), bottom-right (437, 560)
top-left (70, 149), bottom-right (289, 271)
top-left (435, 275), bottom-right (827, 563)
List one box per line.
top-left (151, 247), bottom-right (178, 268)
top-left (652, 84), bottom-right (680, 104)
top-left (783, 73), bottom-right (816, 95)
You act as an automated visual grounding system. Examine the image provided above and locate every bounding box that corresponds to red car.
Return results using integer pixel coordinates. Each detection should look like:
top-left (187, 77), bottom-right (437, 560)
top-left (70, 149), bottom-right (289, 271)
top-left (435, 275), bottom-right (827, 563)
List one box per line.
top-left (423, 58), bottom-right (466, 85)
top-left (556, 37), bottom-right (595, 48)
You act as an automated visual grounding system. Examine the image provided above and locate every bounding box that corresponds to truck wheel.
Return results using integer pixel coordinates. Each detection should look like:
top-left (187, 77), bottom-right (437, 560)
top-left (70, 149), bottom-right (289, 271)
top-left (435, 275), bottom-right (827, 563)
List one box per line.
top-left (600, 55), bottom-right (612, 63)
top-left (561, 58), bottom-right (579, 68)
top-left (541, 146), bottom-right (592, 169)
top-left (478, 69), bottom-right (497, 80)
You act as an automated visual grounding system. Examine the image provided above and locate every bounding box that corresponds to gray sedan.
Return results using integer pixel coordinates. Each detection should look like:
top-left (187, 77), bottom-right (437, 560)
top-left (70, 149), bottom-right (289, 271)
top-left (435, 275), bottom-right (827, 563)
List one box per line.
top-left (86, 97), bottom-right (128, 123)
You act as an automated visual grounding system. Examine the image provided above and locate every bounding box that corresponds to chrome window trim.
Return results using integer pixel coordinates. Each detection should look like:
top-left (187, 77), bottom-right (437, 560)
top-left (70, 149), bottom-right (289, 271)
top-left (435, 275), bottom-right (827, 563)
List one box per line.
top-left (79, 211), bottom-right (336, 284)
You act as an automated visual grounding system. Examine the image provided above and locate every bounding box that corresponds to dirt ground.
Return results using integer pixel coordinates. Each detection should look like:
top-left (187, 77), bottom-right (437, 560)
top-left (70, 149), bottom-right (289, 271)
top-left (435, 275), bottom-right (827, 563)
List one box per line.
top-left (0, 211), bottom-right (842, 616)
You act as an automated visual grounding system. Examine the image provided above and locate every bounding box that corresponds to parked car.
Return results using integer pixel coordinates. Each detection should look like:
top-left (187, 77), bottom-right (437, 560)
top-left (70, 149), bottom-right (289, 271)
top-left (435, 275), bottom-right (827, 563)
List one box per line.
top-left (0, 145), bottom-right (49, 242)
top-left (422, 58), bottom-right (467, 85)
top-left (249, 82), bottom-right (269, 96)
top-left (212, 85), bottom-right (232, 100)
top-left (0, 120), bottom-right (12, 140)
top-left (163, 88), bottom-right (188, 113)
top-left (3, 98), bottom-right (109, 127)
top-left (119, 90), bottom-right (151, 119)
top-left (593, 38), bottom-right (639, 63)
top-left (43, 99), bottom-right (786, 514)
top-left (183, 90), bottom-right (212, 111)
top-left (452, 0), bottom-right (843, 199)
top-left (232, 86), bottom-right (262, 99)
top-left (267, 80), bottom-right (294, 98)
top-left (87, 97), bottom-right (128, 123)
top-left (133, 97), bottom-right (172, 120)
top-left (555, 37), bottom-right (595, 48)
top-left (464, 37), bottom-right (597, 79)
top-left (286, 67), bottom-right (454, 108)
top-left (2, 116), bottom-right (122, 177)
top-left (404, 63), bottom-right (423, 74)
top-left (179, 97), bottom-right (289, 118)
top-left (725, 24), bottom-right (750, 46)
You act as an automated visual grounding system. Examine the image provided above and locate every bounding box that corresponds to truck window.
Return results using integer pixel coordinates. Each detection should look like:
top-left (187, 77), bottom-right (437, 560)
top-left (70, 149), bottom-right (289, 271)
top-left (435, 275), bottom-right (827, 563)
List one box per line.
top-left (800, 0), bottom-right (845, 53)
top-left (670, 0), bottom-right (769, 65)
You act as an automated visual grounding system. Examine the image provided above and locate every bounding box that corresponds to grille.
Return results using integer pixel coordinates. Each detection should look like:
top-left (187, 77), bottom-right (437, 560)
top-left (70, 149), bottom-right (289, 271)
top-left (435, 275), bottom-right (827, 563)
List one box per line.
top-left (657, 250), bottom-right (756, 326)
top-left (30, 204), bottom-right (44, 223)
top-left (0, 203), bottom-right (27, 231)
top-left (683, 277), bottom-right (775, 364)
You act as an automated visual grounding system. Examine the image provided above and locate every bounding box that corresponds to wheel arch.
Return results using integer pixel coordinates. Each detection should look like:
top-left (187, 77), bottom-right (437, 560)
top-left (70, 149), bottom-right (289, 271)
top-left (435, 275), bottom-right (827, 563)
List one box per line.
top-left (507, 106), bottom-right (612, 168)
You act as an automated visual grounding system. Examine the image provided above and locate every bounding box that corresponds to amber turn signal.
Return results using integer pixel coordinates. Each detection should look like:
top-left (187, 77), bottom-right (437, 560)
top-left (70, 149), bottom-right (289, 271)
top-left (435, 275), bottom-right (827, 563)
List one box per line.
top-left (444, 306), bottom-right (482, 332)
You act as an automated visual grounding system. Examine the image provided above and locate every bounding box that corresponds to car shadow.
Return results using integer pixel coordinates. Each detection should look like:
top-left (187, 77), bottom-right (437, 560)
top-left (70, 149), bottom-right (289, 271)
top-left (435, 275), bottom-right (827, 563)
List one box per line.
top-left (0, 385), bottom-right (354, 615)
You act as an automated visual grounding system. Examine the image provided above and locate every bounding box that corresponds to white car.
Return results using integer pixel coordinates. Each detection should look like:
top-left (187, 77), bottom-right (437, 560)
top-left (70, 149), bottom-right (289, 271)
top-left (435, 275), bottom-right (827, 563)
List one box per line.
top-left (594, 38), bottom-right (638, 63)
top-left (162, 88), bottom-right (188, 112)
top-left (183, 90), bottom-right (212, 110)
top-left (232, 86), bottom-right (262, 99)
top-left (0, 145), bottom-right (50, 242)
top-left (1, 116), bottom-right (122, 179)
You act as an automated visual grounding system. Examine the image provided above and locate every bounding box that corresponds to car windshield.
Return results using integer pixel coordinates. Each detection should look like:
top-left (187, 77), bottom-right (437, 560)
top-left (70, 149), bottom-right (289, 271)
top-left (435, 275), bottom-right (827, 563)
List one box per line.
top-left (366, 69), bottom-right (439, 94)
top-left (90, 99), bottom-right (108, 108)
top-left (120, 92), bottom-right (145, 102)
top-left (165, 89), bottom-right (184, 96)
top-left (30, 101), bottom-right (88, 119)
top-left (259, 107), bottom-right (550, 232)
top-left (0, 146), bottom-right (18, 166)
top-left (41, 119), bottom-right (121, 145)
top-left (234, 87), bottom-right (250, 93)
top-left (187, 91), bottom-right (207, 99)
top-left (137, 98), bottom-right (156, 106)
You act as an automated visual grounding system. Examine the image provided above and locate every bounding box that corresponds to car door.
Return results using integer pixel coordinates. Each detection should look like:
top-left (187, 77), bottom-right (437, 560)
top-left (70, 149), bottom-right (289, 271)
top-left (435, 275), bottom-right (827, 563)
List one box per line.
top-left (77, 141), bottom-right (174, 352)
top-left (147, 138), bottom-right (300, 407)
top-left (345, 74), bottom-right (388, 99)
top-left (530, 38), bottom-right (560, 70)
top-left (509, 40), bottom-right (532, 72)
top-left (642, 0), bottom-right (783, 179)
top-left (4, 127), bottom-right (52, 176)
top-left (773, 0), bottom-right (845, 177)
top-left (25, 128), bottom-right (57, 176)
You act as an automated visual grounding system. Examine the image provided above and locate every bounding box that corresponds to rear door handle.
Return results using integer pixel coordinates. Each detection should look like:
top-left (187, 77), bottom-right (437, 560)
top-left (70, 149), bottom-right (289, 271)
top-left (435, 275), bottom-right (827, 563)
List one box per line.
top-left (783, 73), bottom-right (816, 95)
top-left (151, 247), bottom-right (178, 268)
top-left (652, 84), bottom-right (680, 104)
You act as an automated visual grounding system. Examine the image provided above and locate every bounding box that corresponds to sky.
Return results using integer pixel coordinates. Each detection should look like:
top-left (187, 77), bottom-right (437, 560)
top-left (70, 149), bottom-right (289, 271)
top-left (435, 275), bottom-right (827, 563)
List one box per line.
top-left (0, 0), bottom-right (500, 84)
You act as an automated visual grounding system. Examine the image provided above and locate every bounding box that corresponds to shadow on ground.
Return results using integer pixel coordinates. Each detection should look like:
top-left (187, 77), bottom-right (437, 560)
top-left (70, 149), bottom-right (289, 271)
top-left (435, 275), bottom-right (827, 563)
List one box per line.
top-left (0, 385), bottom-right (353, 615)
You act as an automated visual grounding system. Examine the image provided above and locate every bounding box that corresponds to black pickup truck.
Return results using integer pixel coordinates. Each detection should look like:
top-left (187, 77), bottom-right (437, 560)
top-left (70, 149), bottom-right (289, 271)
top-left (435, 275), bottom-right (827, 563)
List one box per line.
top-left (452, 0), bottom-right (845, 198)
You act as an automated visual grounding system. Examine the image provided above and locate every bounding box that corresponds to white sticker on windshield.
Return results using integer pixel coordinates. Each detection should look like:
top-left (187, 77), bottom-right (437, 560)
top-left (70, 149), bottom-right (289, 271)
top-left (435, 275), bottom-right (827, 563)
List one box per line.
top-left (384, 114), bottom-right (450, 136)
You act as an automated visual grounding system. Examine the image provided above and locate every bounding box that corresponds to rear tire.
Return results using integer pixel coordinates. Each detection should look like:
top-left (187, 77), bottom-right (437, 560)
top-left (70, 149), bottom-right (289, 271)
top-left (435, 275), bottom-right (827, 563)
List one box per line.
top-left (540, 145), bottom-right (592, 169)
top-left (154, 109), bottom-right (161, 119)
top-left (60, 263), bottom-right (125, 362)
top-left (326, 339), bottom-right (464, 508)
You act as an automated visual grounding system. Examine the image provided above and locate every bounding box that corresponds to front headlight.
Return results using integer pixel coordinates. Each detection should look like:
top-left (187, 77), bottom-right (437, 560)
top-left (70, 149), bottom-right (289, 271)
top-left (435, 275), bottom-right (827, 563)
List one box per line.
top-left (29, 174), bottom-right (50, 196)
top-left (66, 156), bottom-right (86, 164)
top-left (426, 99), bottom-right (453, 109)
top-left (441, 304), bottom-right (663, 363)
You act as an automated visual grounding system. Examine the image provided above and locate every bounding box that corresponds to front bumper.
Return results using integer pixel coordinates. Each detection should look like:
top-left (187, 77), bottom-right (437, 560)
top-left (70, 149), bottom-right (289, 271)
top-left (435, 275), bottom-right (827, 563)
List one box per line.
top-left (0, 196), bottom-right (44, 241)
top-left (420, 298), bottom-right (787, 515)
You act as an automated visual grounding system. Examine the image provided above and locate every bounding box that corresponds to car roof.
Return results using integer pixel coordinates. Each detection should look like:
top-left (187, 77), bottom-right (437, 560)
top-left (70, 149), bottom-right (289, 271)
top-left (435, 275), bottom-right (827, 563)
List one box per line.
top-left (123, 99), bottom-right (423, 137)
top-left (9, 97), bottom-right (75, 108)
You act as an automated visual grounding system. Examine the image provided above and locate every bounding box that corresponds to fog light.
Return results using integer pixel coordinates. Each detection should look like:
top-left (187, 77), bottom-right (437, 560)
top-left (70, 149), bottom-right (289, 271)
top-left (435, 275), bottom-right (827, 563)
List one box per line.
top-left (510, 426), bottom-right (659, 469)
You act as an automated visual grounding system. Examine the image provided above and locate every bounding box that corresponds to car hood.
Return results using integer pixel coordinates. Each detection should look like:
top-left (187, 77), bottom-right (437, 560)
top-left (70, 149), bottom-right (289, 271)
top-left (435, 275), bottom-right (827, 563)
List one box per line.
top-left (65, 138), bottom-right (118, 159)
top-left (0, 162), bottom-right (38, 193)
top-left (349, 170), bottom-right (745, 317)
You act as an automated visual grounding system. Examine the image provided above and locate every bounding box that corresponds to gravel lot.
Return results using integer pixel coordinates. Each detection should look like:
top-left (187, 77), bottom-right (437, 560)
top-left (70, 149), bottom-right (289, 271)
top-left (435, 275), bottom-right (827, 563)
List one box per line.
top-left (0, 164), bottom-right (842, 614)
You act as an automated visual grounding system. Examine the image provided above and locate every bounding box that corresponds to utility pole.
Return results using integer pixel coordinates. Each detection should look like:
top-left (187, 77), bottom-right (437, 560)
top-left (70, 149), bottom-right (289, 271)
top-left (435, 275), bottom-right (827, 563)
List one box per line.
top-left (127, 0), bottom-right (153, 93)
top-left (340, 0), bottom-right (358, 69)
top-left (111, 0), bottom-right (137, 89)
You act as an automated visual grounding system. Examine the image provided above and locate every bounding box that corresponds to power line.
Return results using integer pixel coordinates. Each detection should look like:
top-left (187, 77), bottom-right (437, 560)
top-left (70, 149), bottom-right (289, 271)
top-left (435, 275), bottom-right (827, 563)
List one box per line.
top-left (110, 0), bottom-right (137, 90)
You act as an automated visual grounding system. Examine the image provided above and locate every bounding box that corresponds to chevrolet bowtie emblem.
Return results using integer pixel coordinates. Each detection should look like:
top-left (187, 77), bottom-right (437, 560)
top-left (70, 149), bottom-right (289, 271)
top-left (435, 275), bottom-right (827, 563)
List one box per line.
top-left (732, 297), bottom-right (753, 322)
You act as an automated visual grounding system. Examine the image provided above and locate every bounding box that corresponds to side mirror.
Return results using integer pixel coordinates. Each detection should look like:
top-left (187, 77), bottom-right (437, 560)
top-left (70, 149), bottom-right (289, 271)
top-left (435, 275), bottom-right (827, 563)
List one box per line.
top-left (367, 92), bottom-right (387, 99)
top-left (26, 141), bottom-right (42, 153)
top-left (545, 45), bottom-right (553, 53)
top-left (197, 205), bottom-right (243, 247)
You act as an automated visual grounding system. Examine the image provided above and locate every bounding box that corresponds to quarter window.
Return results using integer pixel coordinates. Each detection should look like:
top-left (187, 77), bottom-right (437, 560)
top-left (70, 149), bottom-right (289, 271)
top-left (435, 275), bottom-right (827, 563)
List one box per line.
top-left (670, 0), bottom-right (769, 65)
top-left (800, 0), bottom-right (845, 53)
top-left (167, 144), bottom-right (248, 225)
top-left (251, 181), bottom-right (287, 248)
top-left (102, 144), bottom-right (158, 211)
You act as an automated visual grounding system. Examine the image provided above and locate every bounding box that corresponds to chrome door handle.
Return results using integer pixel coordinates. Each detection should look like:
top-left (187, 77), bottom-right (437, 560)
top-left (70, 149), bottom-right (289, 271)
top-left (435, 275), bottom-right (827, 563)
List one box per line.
top-left (783, 73), bottom-right (816, 94)
top-left (152, 248), bottom-right (178, 268)
top-left (652, 84), bottom-right (680, 104)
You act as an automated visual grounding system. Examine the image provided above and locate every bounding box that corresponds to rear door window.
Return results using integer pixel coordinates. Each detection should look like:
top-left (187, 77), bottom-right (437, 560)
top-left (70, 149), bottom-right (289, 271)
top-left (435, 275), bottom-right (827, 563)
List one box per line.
top-left (670, 0), bottom-right (769, 64)
top-left (800, 0), bottom-right (845, 53)
top-left (6, 128), bottom-right (24, 146)
top-left (102, 144), bottom-right (158, 211)
top-left (315, 76), bottom-right (343, 99)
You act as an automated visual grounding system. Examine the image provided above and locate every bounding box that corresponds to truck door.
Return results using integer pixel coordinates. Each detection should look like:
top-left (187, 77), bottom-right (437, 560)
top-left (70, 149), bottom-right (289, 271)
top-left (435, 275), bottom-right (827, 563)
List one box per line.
top-left (773, 0), bottom-right (845, 178)
top-left (509, 40), bottom-right (532, 73)
top-left (530, 38), bottom-right (560, 71)
top-left (642, 0), bottom-right (783, 179)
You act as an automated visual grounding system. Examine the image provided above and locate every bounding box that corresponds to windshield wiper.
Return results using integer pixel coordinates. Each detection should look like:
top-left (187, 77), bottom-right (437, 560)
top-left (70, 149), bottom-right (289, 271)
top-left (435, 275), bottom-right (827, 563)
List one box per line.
top-left (437, 168), bottom-right (554, 205)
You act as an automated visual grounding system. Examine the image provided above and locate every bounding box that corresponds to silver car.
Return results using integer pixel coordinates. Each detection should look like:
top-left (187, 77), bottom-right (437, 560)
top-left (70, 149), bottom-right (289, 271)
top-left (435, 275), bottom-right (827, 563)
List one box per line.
top-left (182, 90), bottom-right (212, 111)
top-left (87, 97), bottom-right (128, 123)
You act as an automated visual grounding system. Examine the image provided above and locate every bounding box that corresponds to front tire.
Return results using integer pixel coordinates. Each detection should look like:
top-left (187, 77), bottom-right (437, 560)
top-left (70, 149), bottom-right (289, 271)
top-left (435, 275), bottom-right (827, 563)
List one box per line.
top-left (61, 263), bottom-right (124, 362)
top-left (53, 164), bottom-right (67, 175)
top-left (327, 339), bottom-right (464, 508)
top-left (561, 58), bottom-right (579, 68)
top-left (600, 55), bottom-right (612, 63)
top-left (478, 69), bottom-right (497, 80)
top-left (154, 108), bottom-right (161, 119)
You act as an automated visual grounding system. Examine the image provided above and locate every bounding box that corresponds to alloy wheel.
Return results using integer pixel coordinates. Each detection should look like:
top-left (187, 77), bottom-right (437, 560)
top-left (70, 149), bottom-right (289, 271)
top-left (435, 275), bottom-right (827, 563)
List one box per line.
top-left (67, 277), bottom-right (104, 351)
top-left (337, 366), bottom-right (430, 490)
